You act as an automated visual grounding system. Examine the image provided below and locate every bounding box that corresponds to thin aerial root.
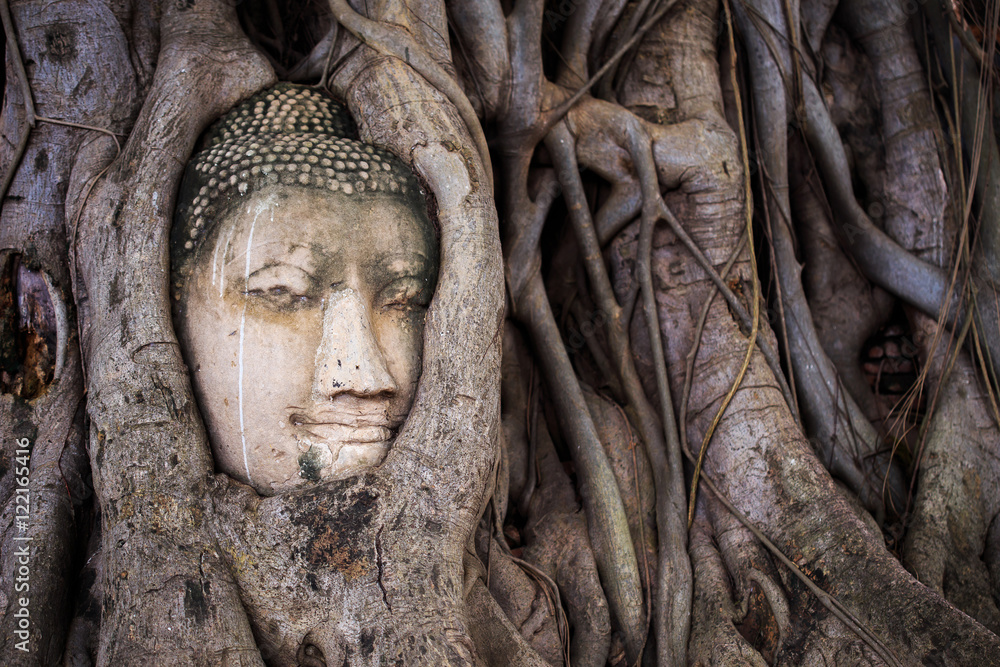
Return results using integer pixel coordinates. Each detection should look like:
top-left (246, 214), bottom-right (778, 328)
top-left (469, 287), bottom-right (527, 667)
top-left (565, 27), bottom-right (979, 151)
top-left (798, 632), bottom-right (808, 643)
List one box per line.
top-left (625, 121), bottom-right (686, 506)
top-left (518, 271), bottom-right (646, 664)
top-left (746, 569), bottom-right (790, 661)
top-left (0, 0), bottom-right (35, 122)
top-left (505, 545), bottom-right (572, 662)
top-left (614, 399), bottom-right (654, 637)
top-left (540, 0), bottom-right (682, 139)
top-left (35, 116), bottom-right (124, 152)
top-left (655, 197), bottom-right (797, 421)
top-left (680, 231), bottom-right (748, 459)
top-left (626, 123), bottom-right (698, 661)
top-left (0, 0), bottom-right (34, 203)
top-left (543, 122), bottom-right (649, 663)
top-left (547, 119), bottom-right (693, 666)
top-left (600, 0), bottom-right (657, 98)
top-left (686, 270), bottom-right (758, 527)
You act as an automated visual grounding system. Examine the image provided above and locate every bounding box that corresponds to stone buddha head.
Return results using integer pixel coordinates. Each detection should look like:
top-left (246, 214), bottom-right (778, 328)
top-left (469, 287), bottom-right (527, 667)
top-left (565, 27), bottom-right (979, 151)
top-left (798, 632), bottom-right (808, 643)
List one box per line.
top-left (171, 84), bottom-right (438, 496)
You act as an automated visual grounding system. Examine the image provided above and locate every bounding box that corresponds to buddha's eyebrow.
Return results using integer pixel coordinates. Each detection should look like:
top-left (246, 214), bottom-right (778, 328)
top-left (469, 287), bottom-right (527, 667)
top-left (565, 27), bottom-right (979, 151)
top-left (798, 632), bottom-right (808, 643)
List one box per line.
top-left (225, 241), bottom-right (316, 272)
top-left (379, 253), bottom-right (433, 277)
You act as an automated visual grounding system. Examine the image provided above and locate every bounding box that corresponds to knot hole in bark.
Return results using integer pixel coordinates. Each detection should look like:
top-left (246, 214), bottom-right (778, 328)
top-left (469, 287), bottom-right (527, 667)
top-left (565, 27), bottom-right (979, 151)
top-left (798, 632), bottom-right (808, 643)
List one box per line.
top-left (298, 632), bottom-right (351, 667)
top-left (0, 251), bottom-right (60, 399)
top-left (298, 640), bottom-right (328, 667)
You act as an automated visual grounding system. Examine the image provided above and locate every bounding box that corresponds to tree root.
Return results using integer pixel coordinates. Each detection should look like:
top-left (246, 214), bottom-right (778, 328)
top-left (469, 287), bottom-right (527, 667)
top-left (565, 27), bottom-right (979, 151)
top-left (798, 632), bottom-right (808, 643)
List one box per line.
top-left (903, 312), bottom-right (1000, 633)
top-left (733, 0), bottom-right (905, 518)
top-left (477, 531), bottom-right (566, 665)
top-left (502, 324), bottom-right (614, 665)
top-left (706, 493), bottom-right (789, 663)
top-left (68, 2), bottom-right (276, 663)
top-left (327, 0), bottom-right (493, 189)
top-left (467, 579), bottom-right (554, 667)
top-left (547, 118), bottom-right (689, 665)
top-left (514, 271), bottom-right (646, 662)
top-left (687, 502), bottom-right (770, 667)
top-left (584, 389), bottom-right (658, 608)
top-left (922, 0), bottom-right (1000, 286)
top-left (793, 156), bottom-right (892, 430)
top-left (522, 421), bottom-right (612, 667)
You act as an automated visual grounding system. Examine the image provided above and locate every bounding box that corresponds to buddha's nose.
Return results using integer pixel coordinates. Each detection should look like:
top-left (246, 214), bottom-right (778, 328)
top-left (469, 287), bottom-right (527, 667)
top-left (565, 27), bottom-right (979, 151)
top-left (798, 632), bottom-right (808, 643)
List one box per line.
top-left (313, 287), bottom-right (397, 398)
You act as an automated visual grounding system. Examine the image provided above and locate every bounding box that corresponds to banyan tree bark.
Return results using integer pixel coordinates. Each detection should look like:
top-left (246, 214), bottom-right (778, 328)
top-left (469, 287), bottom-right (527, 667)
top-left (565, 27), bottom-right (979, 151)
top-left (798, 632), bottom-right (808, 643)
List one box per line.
top-left (68, 2), bottom-right (274, 663)
top-left (0, 1), bottom-right (151, 663)
top-left (1, 0), bottom-right (1000, 665)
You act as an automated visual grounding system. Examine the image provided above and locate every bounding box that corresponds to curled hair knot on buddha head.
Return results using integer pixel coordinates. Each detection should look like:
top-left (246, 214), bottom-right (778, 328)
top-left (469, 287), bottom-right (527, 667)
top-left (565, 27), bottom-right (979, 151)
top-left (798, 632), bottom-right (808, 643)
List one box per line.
top-left (171, 82), bottom-right (427, 298)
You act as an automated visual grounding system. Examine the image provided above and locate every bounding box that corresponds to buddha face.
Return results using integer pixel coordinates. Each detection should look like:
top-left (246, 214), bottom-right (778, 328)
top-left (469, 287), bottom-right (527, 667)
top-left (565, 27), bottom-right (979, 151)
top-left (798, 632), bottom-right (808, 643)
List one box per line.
top-left (176, 185), bottom-right (437, 495)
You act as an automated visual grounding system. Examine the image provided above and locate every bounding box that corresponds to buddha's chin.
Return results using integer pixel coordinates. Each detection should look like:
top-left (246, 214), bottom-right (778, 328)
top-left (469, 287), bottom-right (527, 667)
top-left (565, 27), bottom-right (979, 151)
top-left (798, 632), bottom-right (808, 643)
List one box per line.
top-left (252, 438), bottom-right (392, 495)
top-left (325, 440), bottom-right (393, 479)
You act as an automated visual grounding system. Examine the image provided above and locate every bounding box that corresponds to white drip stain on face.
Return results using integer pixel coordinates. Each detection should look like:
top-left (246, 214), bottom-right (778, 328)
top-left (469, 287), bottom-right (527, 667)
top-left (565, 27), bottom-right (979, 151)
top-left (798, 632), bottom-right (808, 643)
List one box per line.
top-left (211, 226), bottom-right (224, 289)
top-left (215, 220), bottom-right (238, 298)
top-left (237, 197), bottom-right (276, 487)
top-left (211, 224), bottom-right (224, 290)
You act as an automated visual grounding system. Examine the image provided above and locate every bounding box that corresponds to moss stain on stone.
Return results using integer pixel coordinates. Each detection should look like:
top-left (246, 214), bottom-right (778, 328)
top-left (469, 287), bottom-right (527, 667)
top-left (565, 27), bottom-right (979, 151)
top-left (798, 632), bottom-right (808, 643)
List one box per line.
top-left (298, 446), bottom-right (323, 482)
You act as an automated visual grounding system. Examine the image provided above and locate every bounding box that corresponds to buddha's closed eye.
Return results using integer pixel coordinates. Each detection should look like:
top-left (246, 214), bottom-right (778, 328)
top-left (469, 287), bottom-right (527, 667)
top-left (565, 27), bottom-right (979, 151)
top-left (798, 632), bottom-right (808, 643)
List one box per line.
top-left (378, 276), bottom-right (432, 311)
top-left (244, 264), bottom-right (314, 309)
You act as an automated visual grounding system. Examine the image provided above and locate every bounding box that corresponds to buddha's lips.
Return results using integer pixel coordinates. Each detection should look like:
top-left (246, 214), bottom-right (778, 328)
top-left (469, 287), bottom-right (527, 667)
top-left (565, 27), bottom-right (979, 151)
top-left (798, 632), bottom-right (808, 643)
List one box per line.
top-left (290, 411), bottom-right (396, 444)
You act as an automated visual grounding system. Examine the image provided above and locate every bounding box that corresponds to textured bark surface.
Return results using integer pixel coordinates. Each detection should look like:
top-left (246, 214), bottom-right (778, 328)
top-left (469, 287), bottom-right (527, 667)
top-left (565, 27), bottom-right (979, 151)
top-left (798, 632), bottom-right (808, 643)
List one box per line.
top-left (0, 0), bottom-right (148, 663)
